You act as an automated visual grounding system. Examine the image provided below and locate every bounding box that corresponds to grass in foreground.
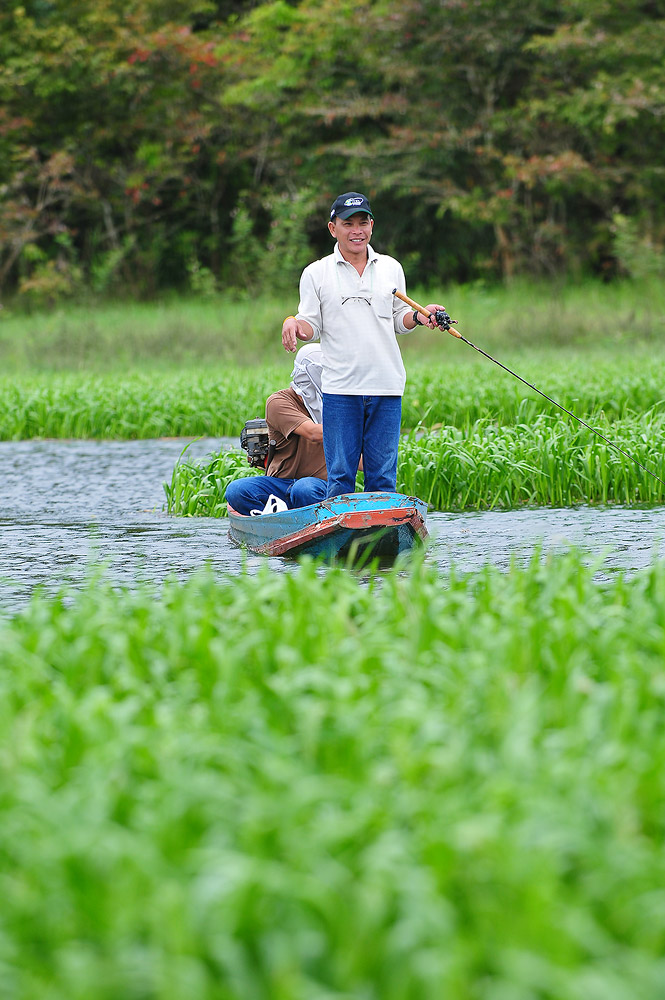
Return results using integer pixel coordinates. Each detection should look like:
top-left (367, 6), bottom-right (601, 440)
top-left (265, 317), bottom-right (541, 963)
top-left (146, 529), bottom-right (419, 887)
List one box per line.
top-left (2, 552), bottom-right (665, 998)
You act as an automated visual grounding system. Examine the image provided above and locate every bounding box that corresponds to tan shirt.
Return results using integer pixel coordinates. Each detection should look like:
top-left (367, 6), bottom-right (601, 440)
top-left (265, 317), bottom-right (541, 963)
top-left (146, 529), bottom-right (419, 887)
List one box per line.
top-left (266, 388), bottom-right (327, 480)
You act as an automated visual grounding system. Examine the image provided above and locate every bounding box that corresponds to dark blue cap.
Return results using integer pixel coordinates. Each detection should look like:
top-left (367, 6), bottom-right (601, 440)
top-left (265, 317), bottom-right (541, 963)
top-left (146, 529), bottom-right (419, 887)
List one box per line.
top-left (330, 192), bottom-right (373, 221)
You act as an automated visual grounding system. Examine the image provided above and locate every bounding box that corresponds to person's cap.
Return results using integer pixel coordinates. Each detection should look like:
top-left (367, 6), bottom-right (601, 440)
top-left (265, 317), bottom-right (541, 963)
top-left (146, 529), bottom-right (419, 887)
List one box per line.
top-left (330, 192), bottom-right (373, 221)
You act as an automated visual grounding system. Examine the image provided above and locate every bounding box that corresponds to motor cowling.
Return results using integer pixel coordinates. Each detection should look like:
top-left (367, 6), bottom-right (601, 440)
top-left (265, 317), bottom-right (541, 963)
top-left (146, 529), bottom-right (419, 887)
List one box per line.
top-left (240, 418), bottom-right (275, 469)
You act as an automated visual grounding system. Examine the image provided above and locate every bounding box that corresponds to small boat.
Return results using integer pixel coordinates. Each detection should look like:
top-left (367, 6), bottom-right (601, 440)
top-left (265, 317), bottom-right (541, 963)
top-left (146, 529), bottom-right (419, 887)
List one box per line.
top-left (227, 491), bottom-right (428, 560)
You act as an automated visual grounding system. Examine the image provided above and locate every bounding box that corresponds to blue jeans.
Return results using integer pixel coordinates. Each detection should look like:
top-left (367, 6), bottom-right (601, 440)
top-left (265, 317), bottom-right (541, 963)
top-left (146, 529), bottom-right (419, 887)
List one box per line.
top-left (225, 475), bottom-right (327, 515)
top-left (323, 393), bottom-right (402, 498)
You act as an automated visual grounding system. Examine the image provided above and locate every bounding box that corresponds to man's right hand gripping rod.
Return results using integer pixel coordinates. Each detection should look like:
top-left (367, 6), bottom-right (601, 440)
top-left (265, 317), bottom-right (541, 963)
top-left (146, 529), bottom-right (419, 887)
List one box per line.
top-left (392, 288), bottom-right (461, 337)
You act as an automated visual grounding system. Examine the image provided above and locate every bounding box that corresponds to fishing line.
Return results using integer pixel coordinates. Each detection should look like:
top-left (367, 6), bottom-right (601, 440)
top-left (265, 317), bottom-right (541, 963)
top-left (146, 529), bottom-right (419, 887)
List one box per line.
top-left (393, 288), bottom-right (665, 490)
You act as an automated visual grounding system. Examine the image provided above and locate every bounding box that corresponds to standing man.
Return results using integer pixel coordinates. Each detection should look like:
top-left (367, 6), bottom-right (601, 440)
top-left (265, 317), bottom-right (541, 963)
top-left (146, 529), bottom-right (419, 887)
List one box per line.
top-left (281, 191), bottom-right (445, 499)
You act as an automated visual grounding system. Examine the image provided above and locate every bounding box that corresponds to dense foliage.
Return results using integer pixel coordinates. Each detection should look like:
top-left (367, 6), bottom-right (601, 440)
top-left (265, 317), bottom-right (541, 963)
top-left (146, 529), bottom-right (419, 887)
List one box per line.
top-left (3, 554), bottom-right (665, 997)
top-left (158, 351), bottom-right (665, 514)
top-left (4, 349), bottom-right (665, 440)
top-left (2, 0), bottom-right (664, 303)
top-left (165, 410), bottom-right (665, 515)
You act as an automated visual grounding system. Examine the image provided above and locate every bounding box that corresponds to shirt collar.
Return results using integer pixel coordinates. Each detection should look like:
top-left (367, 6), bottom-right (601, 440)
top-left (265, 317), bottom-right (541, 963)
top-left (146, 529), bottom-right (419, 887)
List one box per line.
top-left (334, 242), bottom-right (378, 264)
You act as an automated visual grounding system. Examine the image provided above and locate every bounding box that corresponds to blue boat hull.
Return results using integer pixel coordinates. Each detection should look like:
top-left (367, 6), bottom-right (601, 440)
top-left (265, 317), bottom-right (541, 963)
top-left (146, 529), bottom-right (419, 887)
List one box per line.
top-left (227, 492), bottom-right (428, 560)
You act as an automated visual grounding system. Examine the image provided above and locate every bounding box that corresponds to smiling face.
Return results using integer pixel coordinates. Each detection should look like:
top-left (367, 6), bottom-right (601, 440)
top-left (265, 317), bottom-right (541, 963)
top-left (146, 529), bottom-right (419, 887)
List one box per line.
top-left (328, 212), bottom-right (374, 261)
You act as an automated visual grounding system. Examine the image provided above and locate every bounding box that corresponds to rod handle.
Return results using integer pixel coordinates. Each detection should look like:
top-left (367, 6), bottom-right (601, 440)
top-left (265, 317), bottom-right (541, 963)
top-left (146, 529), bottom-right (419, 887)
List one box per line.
top-left (392, 288), bottom-right (462, 338)
top-left (393, 288), bottom-right (428, 314)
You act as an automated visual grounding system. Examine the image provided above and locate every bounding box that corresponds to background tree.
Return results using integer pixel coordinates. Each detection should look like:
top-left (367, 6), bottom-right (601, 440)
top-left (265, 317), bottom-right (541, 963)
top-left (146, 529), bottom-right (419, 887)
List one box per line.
top-left (1, 0), bottom-right (664, 301)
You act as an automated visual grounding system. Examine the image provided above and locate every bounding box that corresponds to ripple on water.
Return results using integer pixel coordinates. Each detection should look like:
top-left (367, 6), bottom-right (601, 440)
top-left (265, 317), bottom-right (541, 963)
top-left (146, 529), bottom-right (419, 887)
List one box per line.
top-left (1, 438), bottom-right (664, 614)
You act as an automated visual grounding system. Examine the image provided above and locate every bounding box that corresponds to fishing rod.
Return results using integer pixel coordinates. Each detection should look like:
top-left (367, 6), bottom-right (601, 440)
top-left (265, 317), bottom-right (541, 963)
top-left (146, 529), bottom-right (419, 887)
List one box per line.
top-left (393, 287), bottom-right (665, 490)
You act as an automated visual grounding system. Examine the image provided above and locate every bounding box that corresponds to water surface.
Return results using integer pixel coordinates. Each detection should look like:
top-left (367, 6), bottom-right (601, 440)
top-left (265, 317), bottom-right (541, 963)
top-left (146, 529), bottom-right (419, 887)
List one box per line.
top-left (1, 438), bottom-right (663, 614)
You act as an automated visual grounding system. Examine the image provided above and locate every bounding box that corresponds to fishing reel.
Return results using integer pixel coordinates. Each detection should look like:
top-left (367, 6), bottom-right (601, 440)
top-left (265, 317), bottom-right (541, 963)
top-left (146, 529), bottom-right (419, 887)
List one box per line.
top-left (433, 307), bottom-right (457, 332)
top-left (240, 418), bottom-right (275, 469)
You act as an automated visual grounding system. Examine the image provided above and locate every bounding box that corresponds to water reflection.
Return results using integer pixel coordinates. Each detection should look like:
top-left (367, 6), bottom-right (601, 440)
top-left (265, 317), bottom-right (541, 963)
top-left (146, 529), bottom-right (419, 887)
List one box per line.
top-left (0, 438), bottom-right (664, 615)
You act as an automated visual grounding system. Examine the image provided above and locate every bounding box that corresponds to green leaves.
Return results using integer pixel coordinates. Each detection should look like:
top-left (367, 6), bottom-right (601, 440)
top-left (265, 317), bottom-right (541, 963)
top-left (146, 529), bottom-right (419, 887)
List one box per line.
top-left (2, 0), bottom-right (665, 295)
top-left (3, 554), bottom-right (665, 995)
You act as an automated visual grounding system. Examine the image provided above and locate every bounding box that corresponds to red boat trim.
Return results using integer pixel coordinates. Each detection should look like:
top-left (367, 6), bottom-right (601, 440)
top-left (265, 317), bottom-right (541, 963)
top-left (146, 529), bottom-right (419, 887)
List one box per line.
top-left (248, 505), bottom-right (428, 556)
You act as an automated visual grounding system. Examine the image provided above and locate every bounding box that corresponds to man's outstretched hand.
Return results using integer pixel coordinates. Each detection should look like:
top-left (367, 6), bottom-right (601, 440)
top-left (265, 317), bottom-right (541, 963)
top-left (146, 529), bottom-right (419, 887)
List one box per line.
top-left (282, 316), bottom-right (314, 352)
top-left (282, 317), bottom-right (299, 352)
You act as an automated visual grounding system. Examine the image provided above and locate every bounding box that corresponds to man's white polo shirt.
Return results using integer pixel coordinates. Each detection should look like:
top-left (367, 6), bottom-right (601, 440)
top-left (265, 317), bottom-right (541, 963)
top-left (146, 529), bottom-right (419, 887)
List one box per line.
top-left (296, 243), bottom-right (413, 396)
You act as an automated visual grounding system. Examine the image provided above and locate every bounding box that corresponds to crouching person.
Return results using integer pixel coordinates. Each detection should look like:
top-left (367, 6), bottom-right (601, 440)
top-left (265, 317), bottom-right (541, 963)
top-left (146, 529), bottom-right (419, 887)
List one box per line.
top-left (225, 344), bottom-right (327, 515)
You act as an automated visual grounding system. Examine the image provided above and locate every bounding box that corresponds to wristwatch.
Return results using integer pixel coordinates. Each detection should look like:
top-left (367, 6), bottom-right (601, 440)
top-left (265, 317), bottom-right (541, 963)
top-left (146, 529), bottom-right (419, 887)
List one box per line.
top-left (412, 310), bottom-right (423, 326)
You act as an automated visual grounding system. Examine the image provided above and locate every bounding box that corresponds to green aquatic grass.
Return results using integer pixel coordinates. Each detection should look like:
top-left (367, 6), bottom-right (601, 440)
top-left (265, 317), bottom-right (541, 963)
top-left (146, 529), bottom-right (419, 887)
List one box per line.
top-left (2, 553), bottom-right (665, 997)
top-left (163, 446), bottom-right (257, 517)
top-left (400, 352), bottom-right (665, 429)
top-left (3, 352), bottom-right (665, 442)
top-left (0, 369), bottom-right (282, 441)
top-left (166, 412), bottom-right (665, 515)
top-left (397, 413), bottom-right (665, 509)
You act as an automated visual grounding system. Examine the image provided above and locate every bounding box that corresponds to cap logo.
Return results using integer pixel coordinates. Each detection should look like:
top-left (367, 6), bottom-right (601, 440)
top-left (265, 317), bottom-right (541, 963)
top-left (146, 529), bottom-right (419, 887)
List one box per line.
top-left (344, 197), bottom-right (364, 207)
